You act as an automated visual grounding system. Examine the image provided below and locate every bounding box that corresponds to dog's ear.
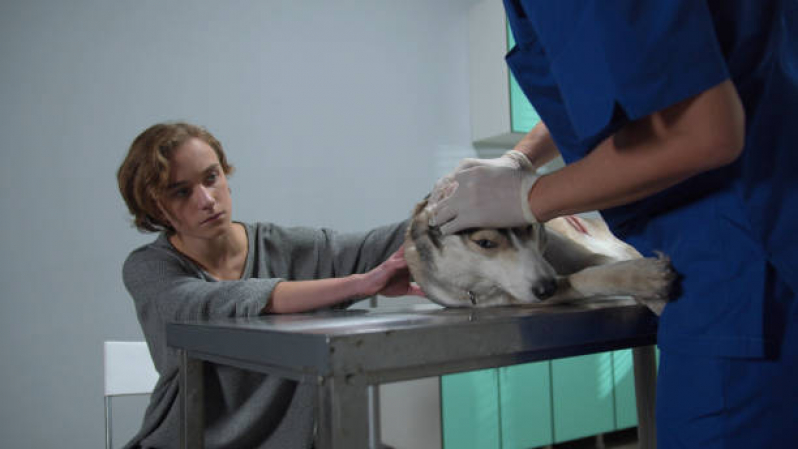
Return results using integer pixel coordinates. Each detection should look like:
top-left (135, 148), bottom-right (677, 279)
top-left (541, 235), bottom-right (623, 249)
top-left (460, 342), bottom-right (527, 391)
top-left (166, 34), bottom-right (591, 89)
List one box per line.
top-left (408, 196), bottom-right (444, 251)
top-left (405, 195), bottom-right (443, 290)
top-left (408, 197), bottom-right (429, 244)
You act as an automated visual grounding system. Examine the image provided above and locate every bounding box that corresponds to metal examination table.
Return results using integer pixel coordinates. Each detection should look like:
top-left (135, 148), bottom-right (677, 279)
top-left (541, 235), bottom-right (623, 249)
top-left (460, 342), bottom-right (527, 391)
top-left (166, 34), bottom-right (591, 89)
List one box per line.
top-left (167, 298), bottom-right (659, 449)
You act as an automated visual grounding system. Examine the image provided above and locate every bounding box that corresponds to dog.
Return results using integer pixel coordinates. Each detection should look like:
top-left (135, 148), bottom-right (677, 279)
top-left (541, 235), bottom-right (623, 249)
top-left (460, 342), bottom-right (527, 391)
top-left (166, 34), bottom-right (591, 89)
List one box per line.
top-left (404, 198), bottom-right (675, 315)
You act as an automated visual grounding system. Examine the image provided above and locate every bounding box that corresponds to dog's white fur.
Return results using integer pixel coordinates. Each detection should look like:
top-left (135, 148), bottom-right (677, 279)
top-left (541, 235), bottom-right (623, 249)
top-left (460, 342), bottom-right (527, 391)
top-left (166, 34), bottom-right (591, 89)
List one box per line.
top-left (405, 200), bottom-right (675, 315)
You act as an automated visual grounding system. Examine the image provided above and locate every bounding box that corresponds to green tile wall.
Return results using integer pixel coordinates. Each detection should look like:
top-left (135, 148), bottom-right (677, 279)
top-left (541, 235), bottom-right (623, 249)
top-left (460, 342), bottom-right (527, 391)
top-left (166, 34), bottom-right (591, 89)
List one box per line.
top-left (441, 368), bottom-right (502, 449)
top-left (499, 363), bottom-right (553, 448)
top-left (551, 354), bottom-right (615, 442)
top-left (441, 349), bottom-right (655, 448)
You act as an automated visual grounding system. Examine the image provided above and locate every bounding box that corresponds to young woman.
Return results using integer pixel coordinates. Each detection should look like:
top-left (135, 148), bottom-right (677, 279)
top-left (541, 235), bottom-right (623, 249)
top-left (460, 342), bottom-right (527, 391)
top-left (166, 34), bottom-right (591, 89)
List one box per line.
top-left (117, 122), bottom-right (422, 448)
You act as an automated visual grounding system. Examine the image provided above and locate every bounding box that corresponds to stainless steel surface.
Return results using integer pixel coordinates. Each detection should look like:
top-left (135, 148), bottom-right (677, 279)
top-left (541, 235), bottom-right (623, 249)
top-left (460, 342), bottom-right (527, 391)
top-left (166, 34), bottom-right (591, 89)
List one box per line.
top-left (367, 385), bottom-right (380, 449)
top-left (167, 297), bottom-right (659, 449)
top-left (316, 375), bottom-right (371, 449)
top-left (168, 298), bottom-right (657, 382)
top-left (104, 397), bottom-right (112, 449)
top-left (179, 350), bottom-right (205, 449)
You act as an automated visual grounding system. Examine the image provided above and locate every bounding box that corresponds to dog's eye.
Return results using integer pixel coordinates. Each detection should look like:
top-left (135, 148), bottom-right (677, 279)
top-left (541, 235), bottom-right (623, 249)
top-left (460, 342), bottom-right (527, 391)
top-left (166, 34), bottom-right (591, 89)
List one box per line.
top-left (475, 239), bottom-right (497, 249)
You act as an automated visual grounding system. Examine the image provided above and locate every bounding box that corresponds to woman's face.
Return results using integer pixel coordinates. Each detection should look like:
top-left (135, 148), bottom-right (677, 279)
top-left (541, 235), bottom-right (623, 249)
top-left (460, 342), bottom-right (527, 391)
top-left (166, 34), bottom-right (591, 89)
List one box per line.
top-left (158, 137), bottom-right (233, 241)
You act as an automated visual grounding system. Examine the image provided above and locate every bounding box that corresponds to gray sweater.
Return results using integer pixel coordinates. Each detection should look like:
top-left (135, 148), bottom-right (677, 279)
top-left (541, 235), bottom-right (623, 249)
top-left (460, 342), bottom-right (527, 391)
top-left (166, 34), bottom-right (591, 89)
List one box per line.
top-left (122, 221), bottom-right (408, 449)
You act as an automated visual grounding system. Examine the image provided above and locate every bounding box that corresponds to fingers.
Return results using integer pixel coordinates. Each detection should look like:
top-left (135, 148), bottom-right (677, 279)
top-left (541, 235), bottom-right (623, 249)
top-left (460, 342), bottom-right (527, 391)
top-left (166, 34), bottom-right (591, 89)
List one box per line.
top-left (455, 158), bottom-right (482, 171)
top-left (373, 249), bottom-right (408, 283)
top-left (429, 202), bottom-right (456, 228)
top-left (428, 169), bottom-right (481, 234)
top-left (384, 248), bottom-right (407, 270)
top-left (439, 219), bottom-right (463, 236)
top-left (371, 247), bottom-right (427, 298)
top-left (391, 245), bottom-right (406, 260)
top-left (407, 283), bottom-right (426, 297)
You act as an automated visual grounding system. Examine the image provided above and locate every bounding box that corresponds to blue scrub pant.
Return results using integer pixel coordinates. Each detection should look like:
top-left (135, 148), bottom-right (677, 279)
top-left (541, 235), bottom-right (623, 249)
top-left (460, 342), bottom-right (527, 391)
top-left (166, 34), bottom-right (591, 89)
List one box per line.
top-left (657, 268), bottom-right (798, 448)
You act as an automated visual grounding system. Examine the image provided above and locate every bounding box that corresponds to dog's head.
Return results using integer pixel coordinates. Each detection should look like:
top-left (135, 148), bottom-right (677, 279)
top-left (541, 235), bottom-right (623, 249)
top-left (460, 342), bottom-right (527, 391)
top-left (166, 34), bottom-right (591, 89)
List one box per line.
top-left (405, 198), bottom-right (559, 308)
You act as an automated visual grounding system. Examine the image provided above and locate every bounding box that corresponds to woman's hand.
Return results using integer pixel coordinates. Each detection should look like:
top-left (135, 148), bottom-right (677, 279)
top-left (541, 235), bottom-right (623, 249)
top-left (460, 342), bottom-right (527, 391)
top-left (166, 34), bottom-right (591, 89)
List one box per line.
top-left (266, 246), bottom-right (424, 314)
top-left (357, 246), bottom-right (425, 298)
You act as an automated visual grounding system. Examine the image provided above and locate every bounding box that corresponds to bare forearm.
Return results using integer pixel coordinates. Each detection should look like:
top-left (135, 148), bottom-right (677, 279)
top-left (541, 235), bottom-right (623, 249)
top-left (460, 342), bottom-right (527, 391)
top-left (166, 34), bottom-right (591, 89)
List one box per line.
top-left (528, 80), bottom-right (744, 222)
top-left (264, 246), bottom-right (419, 314)
top-left (265, 276), bottom-right (367, 314)
top-left (528, 137), bottom-right (692, 221)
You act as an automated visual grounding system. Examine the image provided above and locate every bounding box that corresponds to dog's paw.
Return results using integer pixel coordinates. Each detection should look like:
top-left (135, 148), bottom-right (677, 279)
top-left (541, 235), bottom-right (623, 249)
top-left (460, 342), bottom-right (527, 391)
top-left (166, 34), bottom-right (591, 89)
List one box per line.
top-left (621, 253), bottom-right (678, 313)
top-left (556, 252), bottom-right (678, 315)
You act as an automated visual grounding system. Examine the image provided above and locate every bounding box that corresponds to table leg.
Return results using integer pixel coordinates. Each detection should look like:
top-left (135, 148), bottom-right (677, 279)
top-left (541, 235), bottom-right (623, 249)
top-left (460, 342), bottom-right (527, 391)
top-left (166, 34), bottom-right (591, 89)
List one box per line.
top-left (367, 385), bottom-right (382, 449)
top-left (633, 345), bottom-right (657, 449)
top-left (179, 350), bottom-right (205, 449)
top-left (316, 376), bottom-right (373, 449)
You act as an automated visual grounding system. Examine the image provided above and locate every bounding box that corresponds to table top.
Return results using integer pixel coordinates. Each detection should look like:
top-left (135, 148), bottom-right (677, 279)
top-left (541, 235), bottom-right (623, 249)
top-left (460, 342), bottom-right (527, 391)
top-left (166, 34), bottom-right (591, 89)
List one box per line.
top-left (167, 298), bottom-right (657, 383)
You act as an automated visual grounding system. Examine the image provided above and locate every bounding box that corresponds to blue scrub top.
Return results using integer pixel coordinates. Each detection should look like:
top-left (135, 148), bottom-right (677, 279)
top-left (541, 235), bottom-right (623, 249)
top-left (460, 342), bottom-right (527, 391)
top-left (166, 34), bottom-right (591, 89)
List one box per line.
top-left (503, 0), bottom-right (798, 358)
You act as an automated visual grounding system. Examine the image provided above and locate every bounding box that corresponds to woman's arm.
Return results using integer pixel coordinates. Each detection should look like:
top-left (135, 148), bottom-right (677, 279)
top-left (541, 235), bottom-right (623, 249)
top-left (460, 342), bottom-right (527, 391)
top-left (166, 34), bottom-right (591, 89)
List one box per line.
top-left (527, 80), bottom-right (745, 222)
top-left (266, 246), bottom-right (423, 314)
top-left (125, 239), bottom-right (422, 321)
top-left (123, 249), bottom-right (277, 323)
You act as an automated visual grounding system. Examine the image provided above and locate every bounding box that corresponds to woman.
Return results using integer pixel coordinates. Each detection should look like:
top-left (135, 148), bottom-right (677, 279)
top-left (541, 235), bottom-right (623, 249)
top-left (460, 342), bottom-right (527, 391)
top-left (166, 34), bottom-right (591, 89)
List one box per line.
top-left (117, 122), bottom-right (422, 448)
top-left (432, 1), bottom-right (797, 447)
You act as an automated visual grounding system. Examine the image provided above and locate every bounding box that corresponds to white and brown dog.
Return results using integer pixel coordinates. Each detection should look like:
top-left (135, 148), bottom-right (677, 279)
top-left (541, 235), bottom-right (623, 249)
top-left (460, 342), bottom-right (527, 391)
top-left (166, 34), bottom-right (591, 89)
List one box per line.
top-left (404, 199), bottom-right (675, 315)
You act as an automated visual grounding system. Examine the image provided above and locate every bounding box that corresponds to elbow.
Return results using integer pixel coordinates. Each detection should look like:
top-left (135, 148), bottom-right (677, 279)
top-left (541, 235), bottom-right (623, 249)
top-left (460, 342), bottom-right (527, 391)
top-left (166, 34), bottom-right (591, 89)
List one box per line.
top-left (701, 123), bottom-right (745, 170)
top-left (699, 83), bottom-right (747, 170)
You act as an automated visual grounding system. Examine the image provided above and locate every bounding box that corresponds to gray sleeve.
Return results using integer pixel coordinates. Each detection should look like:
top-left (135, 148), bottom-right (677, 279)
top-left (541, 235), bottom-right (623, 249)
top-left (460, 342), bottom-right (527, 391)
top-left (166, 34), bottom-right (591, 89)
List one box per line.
top-left (320, 220), bottom-right (409, 277)
top-left (122, 247), bottom-right (278, 325)
top-left (304, 221), bottom-right (407, 277)
top-left (258, 220), bottom-right (409, 281)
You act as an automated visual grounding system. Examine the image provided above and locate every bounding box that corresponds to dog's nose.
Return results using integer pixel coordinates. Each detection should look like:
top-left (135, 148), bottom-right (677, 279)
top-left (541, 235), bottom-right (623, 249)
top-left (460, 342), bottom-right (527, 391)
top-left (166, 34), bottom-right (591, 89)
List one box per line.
top-left (532, 278), bottom-right (558, 300)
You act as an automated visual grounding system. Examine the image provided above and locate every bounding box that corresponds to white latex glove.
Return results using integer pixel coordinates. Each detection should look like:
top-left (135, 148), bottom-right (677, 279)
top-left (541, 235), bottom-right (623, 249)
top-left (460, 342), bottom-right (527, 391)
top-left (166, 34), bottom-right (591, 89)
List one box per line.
top-left (429, 164), bottom-right (539, 234)
top-left (454, 150), bottom-right (535, 172)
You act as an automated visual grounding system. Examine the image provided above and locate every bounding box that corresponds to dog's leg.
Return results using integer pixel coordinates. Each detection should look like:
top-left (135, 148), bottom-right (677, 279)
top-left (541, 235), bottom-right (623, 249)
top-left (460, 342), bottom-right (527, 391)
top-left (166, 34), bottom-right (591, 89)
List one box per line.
top-left (544, 230), bottom-right (616, 274)
top-left (550, 255), bottom-right (675, 315)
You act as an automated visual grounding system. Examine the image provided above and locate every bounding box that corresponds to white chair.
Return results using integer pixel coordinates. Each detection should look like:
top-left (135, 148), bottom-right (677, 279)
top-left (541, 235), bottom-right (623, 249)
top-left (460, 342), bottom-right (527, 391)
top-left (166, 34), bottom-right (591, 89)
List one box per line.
top-left (104, 341), bottom-right (159, 449)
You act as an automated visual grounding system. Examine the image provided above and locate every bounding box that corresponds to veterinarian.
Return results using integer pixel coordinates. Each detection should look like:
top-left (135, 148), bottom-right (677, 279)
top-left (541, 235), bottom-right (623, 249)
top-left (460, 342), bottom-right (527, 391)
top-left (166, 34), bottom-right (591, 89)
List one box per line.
top-left (431, 1), bottom-right (798, 447)
top-left (117, 122), bottom-right (422, 448)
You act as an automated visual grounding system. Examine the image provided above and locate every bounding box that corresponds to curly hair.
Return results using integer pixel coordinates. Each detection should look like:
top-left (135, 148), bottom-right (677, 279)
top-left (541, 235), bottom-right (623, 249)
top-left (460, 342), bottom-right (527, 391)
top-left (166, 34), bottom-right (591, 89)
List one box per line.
top-left (117, 122), bottom-right (234, 233)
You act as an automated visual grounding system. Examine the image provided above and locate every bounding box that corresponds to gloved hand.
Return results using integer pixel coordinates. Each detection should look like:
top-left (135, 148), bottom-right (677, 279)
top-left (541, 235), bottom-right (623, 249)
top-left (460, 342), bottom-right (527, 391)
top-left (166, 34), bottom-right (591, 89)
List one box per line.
top-left (429, 162), bottom-right (540, 234)
top-left (454, 149), bottom-right (535, 172)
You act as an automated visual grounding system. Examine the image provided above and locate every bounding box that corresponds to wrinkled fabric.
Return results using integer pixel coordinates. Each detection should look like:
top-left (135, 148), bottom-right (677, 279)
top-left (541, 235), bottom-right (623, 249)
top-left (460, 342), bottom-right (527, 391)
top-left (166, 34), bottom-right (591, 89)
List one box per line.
top-left (502, 1), bottom-right (798, 446)
top-left (502, 0), bottom-right (798, 358)
top-left (122, 221), bottom-right (407, 448)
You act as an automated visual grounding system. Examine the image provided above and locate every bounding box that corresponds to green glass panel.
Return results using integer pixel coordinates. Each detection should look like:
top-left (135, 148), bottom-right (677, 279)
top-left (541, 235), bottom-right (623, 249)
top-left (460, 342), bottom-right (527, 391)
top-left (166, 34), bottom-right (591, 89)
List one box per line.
top-left (441, 369), bottom-right (501, 449)
top-left (499, 362), bottom-right (553, 449)
top-left (613, 348), bottom-right (661, 430)
top-left (612, 350), bottom-right (637, 429)
top-left (507, 22), bottom-right (540, 133)
top-left (551, 353), bottom-right (616, 443)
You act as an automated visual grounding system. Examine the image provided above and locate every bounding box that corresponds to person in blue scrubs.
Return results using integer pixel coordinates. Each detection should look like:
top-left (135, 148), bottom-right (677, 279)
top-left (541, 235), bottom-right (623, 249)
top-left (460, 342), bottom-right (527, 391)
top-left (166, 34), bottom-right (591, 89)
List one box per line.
top-left (431, 1), bottom-right (798, 446)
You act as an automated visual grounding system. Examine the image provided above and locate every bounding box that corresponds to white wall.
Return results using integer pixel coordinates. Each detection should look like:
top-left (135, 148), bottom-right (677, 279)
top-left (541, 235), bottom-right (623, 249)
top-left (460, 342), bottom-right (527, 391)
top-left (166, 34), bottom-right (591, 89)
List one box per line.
top-left (0, 0), bottom-right (480, 447)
